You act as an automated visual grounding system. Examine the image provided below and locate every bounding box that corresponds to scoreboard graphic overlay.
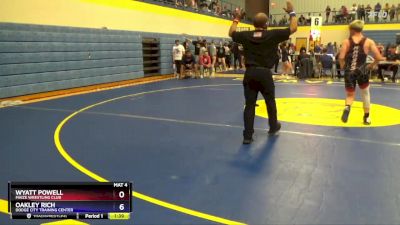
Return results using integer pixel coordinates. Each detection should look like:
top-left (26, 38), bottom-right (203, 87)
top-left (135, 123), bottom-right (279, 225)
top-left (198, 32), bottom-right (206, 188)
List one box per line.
top-left (8, 182), bottom-right (132, 220)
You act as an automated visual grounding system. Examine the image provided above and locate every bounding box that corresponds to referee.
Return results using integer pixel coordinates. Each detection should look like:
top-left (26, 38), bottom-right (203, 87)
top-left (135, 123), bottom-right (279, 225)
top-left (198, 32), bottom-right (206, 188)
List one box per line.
top-left (229, 1), bottom-right (297, 144)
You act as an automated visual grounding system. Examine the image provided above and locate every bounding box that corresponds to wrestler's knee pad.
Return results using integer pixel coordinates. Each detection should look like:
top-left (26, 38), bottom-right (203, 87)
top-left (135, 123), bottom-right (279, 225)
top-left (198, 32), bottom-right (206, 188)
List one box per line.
top-left (360, 86), bottom-right (371, 109)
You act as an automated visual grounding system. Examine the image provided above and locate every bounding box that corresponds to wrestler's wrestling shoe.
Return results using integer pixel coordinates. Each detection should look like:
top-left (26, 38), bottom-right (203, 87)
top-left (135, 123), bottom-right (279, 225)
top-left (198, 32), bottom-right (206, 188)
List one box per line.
top-left (341, 106), bottom-right (350, 123)
top-left (363, 114), bottom-right (371, 125)
top-left (268, 122), bottom-right (281, 135)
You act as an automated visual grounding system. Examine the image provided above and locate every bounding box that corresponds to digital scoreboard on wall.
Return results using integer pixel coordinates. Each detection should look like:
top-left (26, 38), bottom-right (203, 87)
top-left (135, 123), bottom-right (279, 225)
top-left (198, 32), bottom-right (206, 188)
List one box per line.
top-left (8, 182), bottom-right (132, 220)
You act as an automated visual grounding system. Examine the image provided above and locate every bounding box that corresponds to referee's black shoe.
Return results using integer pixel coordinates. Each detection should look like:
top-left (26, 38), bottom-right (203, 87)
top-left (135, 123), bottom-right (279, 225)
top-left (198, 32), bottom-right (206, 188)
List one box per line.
top-left (268, 122), bottom-right (281, 135)
top-left (242, 138), bottom-right (254, 145)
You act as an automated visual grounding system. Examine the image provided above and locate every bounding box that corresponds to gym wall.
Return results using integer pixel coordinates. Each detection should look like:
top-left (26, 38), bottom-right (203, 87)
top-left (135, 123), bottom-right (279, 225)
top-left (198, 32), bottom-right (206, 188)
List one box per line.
top-left (0, 0), bottom-right (250, 98)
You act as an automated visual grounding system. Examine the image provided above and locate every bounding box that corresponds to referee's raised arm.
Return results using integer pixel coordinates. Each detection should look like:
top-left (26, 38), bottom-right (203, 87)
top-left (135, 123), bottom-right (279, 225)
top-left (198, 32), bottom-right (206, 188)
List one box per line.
top-left (229, 1), bottom-right (297, 37)
top-left (228, 8), bottom-right (242, 37)
top-left (284, 1), bottom-right (298, 34)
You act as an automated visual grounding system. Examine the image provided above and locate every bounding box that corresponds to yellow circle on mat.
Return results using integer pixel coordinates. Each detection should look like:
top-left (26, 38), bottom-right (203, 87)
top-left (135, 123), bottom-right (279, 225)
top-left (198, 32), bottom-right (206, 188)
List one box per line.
top-left (255, 98), bottom-right (400, 127)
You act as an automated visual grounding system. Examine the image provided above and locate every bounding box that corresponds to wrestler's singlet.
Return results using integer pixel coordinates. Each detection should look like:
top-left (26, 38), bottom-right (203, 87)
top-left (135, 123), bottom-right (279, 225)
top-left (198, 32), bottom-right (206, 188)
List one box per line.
top-left (343, 36), bottom-right (371, 90)
top-left (345, 37), bottom-right (367, 71)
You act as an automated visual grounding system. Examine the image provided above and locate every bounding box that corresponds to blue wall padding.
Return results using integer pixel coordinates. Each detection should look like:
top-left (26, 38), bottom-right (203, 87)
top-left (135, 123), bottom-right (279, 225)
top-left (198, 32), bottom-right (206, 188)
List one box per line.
top-left (0, 22), bottom-right (226, 98)
top-left (364, 30), bottom-right (398, 46)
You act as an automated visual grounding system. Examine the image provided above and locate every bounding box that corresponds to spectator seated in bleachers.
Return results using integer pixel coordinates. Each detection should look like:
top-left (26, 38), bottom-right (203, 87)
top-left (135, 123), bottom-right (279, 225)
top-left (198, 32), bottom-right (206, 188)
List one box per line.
top-left (272, 18), bottom-right (277, 26)
top-left (298, 14), bottom-right (306, 25)
top-left (198, 0), bottom-right (209, 12)
top-left (335, 5), bottom-right (350, 23)
top-left (279, 15), bottom-right (288, 26)
top-left (175, 0), bottom-right (184, 7)
top-left (221, 5), bottom-right (232, 18)
top-left (209, 0), bottom-right (221, 14)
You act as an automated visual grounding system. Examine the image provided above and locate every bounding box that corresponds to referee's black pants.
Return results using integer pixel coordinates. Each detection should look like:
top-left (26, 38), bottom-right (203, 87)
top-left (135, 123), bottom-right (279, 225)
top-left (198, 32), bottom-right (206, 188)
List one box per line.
top-left (243, 67), bottom-right (278, 139)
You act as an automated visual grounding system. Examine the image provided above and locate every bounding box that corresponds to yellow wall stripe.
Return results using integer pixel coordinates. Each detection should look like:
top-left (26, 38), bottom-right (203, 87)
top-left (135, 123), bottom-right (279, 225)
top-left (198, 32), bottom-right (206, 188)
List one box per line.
top-left (81, 0), bottom-right (253, 30)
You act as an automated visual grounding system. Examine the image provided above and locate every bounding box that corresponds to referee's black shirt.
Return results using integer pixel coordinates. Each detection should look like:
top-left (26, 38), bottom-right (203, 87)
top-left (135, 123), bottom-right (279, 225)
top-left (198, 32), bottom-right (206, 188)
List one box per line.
top-left (231, 28), bottom-right (290, 68)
